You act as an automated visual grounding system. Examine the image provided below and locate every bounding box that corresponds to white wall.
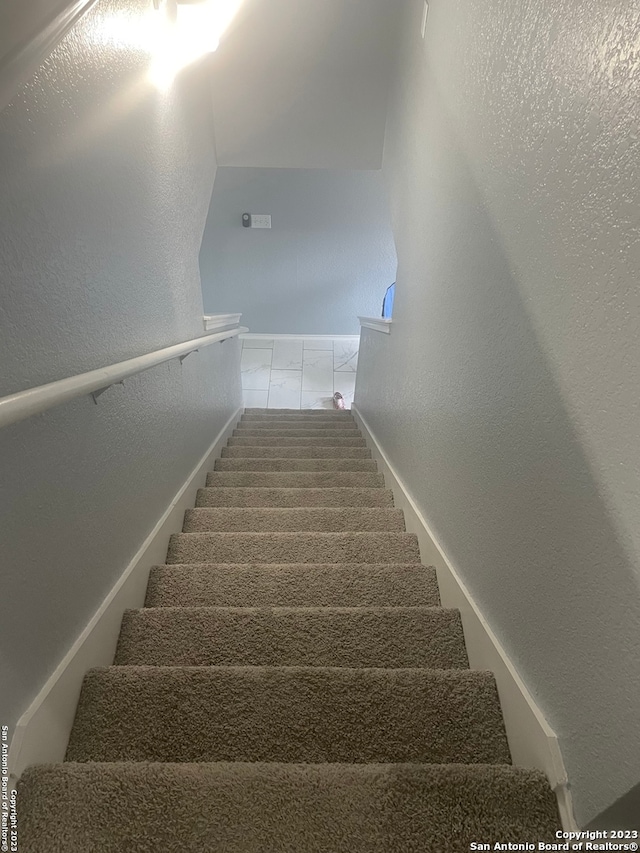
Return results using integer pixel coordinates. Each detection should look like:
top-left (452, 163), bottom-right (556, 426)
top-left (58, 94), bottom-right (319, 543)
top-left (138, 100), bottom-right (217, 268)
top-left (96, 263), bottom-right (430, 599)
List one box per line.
top-left (355, 0), bottom-right (640, 829)
top-left (199, 167), bottom-right (397, 335)
top-left (0, 0), bottom-right (241, 738)
top-left (209, 0), bottom-right (401, 169)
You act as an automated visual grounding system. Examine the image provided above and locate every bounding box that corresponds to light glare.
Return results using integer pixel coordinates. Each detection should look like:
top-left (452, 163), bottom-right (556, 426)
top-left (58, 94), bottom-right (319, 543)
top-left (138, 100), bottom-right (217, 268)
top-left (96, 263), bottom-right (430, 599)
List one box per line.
top-left (149, 0), bottom-right (244, 90)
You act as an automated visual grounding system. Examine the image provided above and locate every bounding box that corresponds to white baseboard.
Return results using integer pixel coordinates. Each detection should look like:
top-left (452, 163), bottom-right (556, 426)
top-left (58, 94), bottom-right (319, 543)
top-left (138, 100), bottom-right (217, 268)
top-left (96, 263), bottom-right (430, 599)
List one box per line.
top-left (7, 406), bottom-right (242, 784)
top-left (240, 333), bottom-right (360, 341)
top-left (352, 405), bottom-right (579, 831)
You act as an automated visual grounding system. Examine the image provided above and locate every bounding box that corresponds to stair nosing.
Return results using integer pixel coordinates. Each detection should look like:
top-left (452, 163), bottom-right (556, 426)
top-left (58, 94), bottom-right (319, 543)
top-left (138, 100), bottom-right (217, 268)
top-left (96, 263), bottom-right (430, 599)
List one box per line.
top-left (149, 561), bottom-right (431, 569)
top-left (126, 605), bottom-right (451, 613)
top-left (88, 664), bottom-right (493, 676)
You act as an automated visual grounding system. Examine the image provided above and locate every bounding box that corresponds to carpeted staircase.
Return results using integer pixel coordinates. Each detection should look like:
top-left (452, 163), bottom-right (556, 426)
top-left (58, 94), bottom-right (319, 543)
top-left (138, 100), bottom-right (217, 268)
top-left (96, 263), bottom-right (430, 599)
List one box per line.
top-left (18, 409), bottom-right (561, 850)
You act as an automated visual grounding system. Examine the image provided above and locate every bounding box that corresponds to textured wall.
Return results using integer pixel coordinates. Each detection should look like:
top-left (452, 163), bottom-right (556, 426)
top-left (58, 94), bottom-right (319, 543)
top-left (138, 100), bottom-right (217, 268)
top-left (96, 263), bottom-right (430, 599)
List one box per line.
top-left (355, 0), bottom-right (640, 828)
top-left (0, 0), bottom-right (241, 736)
top-left (199, 167), bottom-right (397, 335)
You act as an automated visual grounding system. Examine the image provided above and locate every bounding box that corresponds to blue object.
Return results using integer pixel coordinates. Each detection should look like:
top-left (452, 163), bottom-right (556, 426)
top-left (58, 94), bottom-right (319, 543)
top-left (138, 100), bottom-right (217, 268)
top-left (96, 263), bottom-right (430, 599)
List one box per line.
top-left (382, 282), bottom-right (395, 318)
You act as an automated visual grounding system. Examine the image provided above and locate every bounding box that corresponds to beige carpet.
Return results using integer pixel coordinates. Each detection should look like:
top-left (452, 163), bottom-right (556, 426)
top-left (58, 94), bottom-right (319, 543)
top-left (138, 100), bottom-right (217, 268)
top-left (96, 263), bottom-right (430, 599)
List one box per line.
top-left (18, 408), bottom-right (561, 850)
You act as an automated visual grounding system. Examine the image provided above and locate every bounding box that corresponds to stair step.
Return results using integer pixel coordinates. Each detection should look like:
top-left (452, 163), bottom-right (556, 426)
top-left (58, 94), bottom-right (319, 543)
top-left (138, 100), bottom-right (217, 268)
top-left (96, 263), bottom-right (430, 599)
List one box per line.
top-left (18, 762), bottom-right (561, 852)
top-left (66, 666), bottom-right (511, 764)
top-left (183, 507), bottom-right (405, 533)
top-left (228, 435), bottom-right (367, 446)
top-left (167, 532), bottom-right (420, 564)
top-left (197, 486), bottom-right (394, 507)
top-left (213, 458), bottom-right (378, 472)
top-left (233, 428), bottom-right (362, 438)
top-left (238, 419), bottom-right (358, 430)
top-left (145, 563), bottom-right (441, 607)
top-left (222, 445), bottom-right (371, 458)
top-left (115, 607), bottom-right (467, 668)
top-left (205, 471), bottom-right (384, 488)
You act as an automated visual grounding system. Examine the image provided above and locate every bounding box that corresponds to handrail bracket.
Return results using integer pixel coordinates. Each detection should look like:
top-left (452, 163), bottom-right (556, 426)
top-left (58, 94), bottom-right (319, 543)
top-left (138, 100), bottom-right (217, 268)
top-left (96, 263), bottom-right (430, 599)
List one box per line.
top-left (91, 380), bottom-right (125, 405)
top-left (179, 349), bottom-right (199, 364)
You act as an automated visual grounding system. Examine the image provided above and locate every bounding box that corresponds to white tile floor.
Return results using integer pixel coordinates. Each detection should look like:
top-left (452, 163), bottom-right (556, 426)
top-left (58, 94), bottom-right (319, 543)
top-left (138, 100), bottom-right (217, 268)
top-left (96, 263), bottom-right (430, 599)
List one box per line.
top-left (241, 336), bottom-right (359, 410)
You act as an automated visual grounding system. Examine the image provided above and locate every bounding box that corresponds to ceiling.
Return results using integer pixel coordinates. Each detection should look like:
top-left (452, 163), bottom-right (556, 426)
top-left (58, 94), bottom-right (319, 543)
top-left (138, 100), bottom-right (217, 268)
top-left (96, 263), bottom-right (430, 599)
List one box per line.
top-left (208, 0), bottom-right (403, 170)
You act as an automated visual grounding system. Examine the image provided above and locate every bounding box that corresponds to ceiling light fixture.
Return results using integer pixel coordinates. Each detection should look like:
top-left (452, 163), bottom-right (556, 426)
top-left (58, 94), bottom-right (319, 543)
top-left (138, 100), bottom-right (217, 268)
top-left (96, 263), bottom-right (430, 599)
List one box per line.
top-left (150, 0), bottom-right (244, 90)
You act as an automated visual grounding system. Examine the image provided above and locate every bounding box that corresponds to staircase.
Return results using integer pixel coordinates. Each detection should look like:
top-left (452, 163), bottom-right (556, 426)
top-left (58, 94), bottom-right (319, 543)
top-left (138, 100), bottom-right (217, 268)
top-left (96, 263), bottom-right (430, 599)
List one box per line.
top-left (18, 409), bottom-right (561, 850)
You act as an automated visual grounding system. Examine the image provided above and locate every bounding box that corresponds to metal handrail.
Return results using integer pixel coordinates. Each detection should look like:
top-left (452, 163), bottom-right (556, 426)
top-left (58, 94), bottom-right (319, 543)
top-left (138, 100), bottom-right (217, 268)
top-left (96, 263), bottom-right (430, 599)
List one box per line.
top-left (0, 326), bottom-right (247, 429)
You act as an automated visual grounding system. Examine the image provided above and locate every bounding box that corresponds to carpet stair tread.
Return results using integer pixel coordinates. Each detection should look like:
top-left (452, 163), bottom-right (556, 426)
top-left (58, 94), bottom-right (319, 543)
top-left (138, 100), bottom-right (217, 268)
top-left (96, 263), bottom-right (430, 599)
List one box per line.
top-left (65, 666), bottom-right (511, 764)
top-left (18, 762), bottom-right (561, 853)
top-left (167, 531), bottom-right (420, 564)
top-left (205, 471), bottom-right (385, 488)
top-left (114, 606), bottom-right (468, 668)
top-left (182, 507), bottom-right (405, 532)
top-left (213, 457), bottom-right (378, 472)
top-left (145, 563), bottom-right (441, 607)
top-left (196, 486), bottom-right (394, 507)
top-left (221, 445), bottom-right (371, 458)
top-left (233, 428), bottom-right (364, 438)
top-left (228, 435), bottom-right (367, 446)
